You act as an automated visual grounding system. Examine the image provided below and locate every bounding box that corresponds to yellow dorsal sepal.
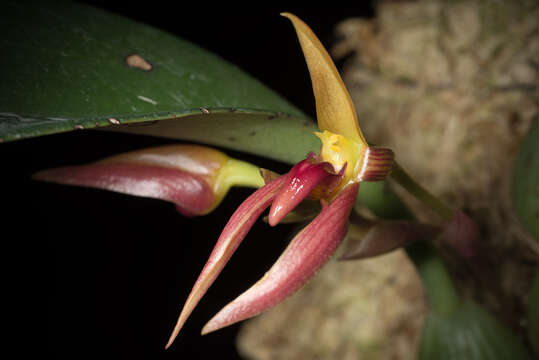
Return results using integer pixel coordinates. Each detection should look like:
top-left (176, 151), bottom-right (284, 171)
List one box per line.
top-left (281, 12), bottom-right (367, 145)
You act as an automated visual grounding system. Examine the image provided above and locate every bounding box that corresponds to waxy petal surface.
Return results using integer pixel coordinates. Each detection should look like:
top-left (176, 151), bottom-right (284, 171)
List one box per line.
top-left (201, 182), bottom-right (360, 334)
top-left (98, 145), bottom-right (229, 176)
top-left (34, 162), bottom-right (214, 216)
top-left (165, 176), bottom-right (287, 348)
top-left (282, 13), bottom-right (366, 143)
top-left (268, 159), bottom-right (334, 226)
top-left (34, 145), bottom-right (263, 216)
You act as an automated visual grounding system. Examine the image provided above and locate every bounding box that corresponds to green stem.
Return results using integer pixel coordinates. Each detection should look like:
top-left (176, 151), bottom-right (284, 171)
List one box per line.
top-left (355, 181), bottom-right (415, 219)
top-left (220, 158), bottom-right (265, 189)
top-left (390, 163), bottom-right (455, 221)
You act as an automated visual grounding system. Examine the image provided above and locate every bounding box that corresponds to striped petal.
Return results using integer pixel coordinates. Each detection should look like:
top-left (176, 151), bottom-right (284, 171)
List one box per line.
top-left (165, 175), bottom-right (286, 348)
top-left (282, 13), bottom-right (366, 143)
top-left (201, 182), bottom-right (360, 334)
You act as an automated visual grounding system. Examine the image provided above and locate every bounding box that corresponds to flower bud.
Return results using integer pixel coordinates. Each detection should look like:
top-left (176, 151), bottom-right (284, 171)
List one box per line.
top-left (33, 144), bottom-right (263, 216)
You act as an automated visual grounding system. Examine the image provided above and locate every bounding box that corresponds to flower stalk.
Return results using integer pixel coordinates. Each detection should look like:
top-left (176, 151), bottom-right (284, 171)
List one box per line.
top-left (390, 163), bottom-right (454, 221)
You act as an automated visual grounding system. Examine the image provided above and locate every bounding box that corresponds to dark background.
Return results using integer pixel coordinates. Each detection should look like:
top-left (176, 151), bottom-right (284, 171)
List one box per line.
top-left (4, 2), bottom-right (374, 359)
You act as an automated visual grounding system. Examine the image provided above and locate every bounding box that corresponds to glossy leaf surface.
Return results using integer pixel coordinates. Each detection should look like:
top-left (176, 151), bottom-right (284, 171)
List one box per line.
top-left (0, 0), bottom-right (313, 158)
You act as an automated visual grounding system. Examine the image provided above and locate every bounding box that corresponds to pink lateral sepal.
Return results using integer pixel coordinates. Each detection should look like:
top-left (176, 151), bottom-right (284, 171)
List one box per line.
top-left (165, 175), bottom-right (287, 348)
top-left (33, 163), bottom-right (213, 216)
top-left (201, 182), bottom-right (360, 335)
top-left (268, 159), bottom-right (335, 226)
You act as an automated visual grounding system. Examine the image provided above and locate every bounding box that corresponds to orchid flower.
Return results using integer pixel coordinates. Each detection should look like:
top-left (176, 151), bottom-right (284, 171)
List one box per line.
top-left (165, 13), bottom-right (394, 348)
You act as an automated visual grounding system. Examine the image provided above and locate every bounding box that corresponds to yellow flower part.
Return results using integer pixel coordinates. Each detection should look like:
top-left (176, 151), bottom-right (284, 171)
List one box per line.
top-left (283, 13), bottom-right (394, 196)
top-left (281, 12), bottom-right (367, 144)
top-left (315, 130), bottom-right (367, 182)
top-left (314, 130), bottom-right (394, 198)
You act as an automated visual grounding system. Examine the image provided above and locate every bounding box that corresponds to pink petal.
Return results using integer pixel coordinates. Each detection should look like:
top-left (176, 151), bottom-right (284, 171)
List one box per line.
top-left (201, 182), bottom-right (360, 335)
top-left (165, 175), bottom-right (287, 348)
top-left (268, 159), bottom-right (334, 226)
top-left (33, 163), bottom-right (213, 216)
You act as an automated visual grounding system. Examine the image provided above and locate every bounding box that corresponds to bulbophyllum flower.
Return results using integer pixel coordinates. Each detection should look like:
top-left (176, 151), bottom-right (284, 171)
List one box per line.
top-left (165, 13), bottom-right (394, 347)
top-left (34, 144), bottom-right (264, 216)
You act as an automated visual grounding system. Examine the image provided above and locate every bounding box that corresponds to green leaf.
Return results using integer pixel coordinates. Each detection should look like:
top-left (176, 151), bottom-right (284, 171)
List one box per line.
top-left (106, 112), bottom-right (320, 165)
top-left (0, 1), bottom-right (319, 163)
top-left (419, 301), bottom-right (533, 360)
top-left (512, 115), bottom-right (539, 241)
top-left (528, 267), bottom-right (539, 355)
